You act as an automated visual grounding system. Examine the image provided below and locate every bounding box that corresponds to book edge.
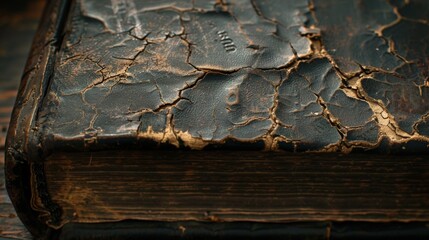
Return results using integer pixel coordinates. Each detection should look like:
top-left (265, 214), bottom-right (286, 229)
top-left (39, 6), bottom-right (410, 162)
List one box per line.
top-left (5, 0), bottom-right (71, 238)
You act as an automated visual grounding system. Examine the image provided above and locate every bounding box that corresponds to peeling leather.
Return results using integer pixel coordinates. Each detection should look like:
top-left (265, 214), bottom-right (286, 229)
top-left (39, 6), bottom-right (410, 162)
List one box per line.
top-left (36, 0), bottom-right (429, 153)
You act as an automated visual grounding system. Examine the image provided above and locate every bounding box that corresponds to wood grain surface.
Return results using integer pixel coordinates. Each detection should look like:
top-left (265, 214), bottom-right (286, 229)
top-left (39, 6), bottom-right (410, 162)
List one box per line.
top-left (46, 151), bottom-right (429, 226)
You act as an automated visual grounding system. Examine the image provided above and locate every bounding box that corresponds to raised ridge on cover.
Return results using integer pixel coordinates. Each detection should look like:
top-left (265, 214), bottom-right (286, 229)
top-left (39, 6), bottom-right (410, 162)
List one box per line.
top-left (5, 0), bottom-right (71, 237)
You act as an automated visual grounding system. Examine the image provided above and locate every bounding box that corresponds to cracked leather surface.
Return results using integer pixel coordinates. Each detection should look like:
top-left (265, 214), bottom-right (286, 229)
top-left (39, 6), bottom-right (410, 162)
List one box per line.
top-left (37, 0), bottom-right (429, 153)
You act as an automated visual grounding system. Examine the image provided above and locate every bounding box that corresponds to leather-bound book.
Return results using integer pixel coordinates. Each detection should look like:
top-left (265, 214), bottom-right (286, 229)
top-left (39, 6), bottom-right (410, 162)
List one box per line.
top-left (6, 0), bottom-right (429, 239)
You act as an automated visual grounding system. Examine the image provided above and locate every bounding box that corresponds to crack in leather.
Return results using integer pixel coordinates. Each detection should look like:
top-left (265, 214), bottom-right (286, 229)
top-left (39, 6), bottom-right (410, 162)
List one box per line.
top-left (35, 0), bottom-right (429, 155)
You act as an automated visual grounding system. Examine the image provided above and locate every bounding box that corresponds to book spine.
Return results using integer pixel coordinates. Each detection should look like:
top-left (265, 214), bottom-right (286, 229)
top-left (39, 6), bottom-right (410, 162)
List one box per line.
top-left (5, 0), bottom-right (71, 238)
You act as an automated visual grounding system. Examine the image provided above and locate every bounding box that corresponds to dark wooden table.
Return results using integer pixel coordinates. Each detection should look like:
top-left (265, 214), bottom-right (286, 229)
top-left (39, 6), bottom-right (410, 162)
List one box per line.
top-left (0, 1), bottom-right (46, 239)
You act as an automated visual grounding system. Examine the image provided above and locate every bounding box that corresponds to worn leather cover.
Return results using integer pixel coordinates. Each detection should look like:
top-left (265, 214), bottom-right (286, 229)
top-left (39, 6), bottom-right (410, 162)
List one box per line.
top-left (35, 0), bottom-right (429, 153)
top-left (5, 0), bottom-right (429, 239)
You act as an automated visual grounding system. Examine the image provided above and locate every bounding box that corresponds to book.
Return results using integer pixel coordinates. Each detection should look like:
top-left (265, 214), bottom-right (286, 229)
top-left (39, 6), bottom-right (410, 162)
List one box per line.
top-left (0, 1), bottom-right (47, 239)
top-left (5, 0), bottom-right (429, 239)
